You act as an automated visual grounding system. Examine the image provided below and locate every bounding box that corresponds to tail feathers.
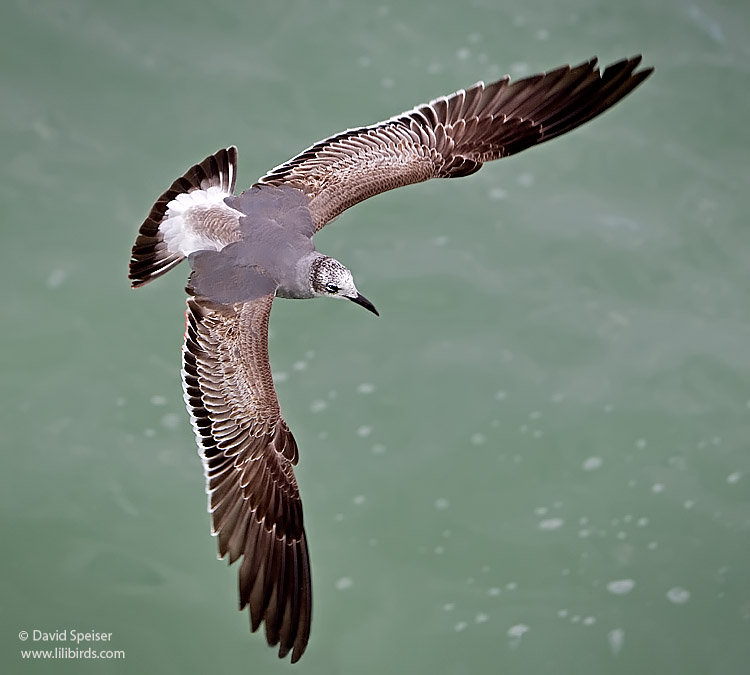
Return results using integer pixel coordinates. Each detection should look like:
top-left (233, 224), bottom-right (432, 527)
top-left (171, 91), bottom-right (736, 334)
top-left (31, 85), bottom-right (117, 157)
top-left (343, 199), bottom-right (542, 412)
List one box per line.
top-left (129, 146), bottom-right (238, 288)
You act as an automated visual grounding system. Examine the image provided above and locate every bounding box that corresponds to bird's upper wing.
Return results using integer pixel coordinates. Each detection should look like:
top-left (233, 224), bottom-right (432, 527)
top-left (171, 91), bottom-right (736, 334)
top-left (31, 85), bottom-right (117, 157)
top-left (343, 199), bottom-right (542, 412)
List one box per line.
top-left (257, 56), bottom-right (653, 231)
top-left (182, 291), bottom-right (311, 663)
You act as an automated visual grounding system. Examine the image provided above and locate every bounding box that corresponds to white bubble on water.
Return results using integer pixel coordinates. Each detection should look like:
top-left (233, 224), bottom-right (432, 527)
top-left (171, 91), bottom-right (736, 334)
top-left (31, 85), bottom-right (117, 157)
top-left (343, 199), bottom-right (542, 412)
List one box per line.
top-left (608, 628), bottom-right (625, 655)
top-left (335, 577), bottom-right (353, 591)
top-left (434, 497), bottom-right (450, 510)
top-left (666, 587), bottom-right (691, 604)
top-left (47, 269), bottom-right (67, 288)
top-left (727, 471), bottom-right (742, 484)
top-left (454, 621), bottom-right (468, 632)
top-left (357, 425), bottom-right (372, 438)
top-left (509, 55), bottom-right (528, 71)
top-left (357, 383), bottom-right (375, 394)
top-left (582, 456), bottom-right (603, 471)
top-left (651, 483), bottom-right (665, 494)
top-left (310, 399), bottom-right (328, 413)
top-left (517, 172), bottom-right (535, 188)
top-left (161, 413), bottom-right (180, 430)
top-left (606, 579), bottom-right (635, 595)
top-left (150, 395), bottom-right (167, 406)
top-left (507, 623), bottom-right (529, 638)
top-left (475, 613), bottom-right (489, 624)
top-left (538, 518), bottom-right (564, 531)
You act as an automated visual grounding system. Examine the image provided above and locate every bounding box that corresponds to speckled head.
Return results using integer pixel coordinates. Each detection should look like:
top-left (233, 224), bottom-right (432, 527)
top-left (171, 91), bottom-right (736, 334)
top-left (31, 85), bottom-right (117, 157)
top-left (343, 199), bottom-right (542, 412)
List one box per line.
top-left (310, 256), bottom-right (378, 316)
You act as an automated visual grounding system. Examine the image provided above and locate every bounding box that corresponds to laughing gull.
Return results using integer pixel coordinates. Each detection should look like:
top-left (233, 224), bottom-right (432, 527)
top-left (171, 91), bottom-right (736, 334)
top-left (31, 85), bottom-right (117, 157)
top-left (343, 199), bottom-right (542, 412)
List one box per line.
top-left (129, 56), bottom-right (653, 662)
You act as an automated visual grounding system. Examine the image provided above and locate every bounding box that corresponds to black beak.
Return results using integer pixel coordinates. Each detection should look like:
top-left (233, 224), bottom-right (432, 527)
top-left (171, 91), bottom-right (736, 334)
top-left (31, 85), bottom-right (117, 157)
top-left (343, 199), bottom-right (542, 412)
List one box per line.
top-left (349, 293), bottom-right (379, 316)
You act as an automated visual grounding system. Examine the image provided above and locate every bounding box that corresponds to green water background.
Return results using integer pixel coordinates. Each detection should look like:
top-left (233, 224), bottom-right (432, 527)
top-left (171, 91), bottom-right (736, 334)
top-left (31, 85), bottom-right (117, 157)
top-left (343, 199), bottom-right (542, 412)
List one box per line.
top-left (2, 0), bottom-right (749, 673)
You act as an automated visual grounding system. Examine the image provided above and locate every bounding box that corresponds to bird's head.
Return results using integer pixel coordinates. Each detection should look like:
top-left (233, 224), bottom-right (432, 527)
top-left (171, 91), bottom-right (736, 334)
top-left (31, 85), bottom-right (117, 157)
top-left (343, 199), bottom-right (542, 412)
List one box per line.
top-left (310, 256), bottom-right (379, 316)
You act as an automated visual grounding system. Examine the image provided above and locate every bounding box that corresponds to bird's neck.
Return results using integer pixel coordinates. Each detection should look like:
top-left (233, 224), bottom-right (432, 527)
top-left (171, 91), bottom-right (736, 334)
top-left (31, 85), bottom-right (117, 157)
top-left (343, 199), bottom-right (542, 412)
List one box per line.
top-left (275, 251), bottom-right (324, 300)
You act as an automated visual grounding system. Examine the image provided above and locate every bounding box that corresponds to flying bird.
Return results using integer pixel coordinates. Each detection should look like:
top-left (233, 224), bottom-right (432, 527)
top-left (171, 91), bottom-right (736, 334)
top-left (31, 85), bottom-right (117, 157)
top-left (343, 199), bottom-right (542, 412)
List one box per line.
top-left (129, 56), bottom-right (653, 662)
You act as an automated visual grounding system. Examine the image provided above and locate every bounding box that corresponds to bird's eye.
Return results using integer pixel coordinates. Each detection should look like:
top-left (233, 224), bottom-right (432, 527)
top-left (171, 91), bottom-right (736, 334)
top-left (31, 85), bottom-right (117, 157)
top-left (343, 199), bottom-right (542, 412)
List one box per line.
top-left (325, 283), bottom-right (340, 293)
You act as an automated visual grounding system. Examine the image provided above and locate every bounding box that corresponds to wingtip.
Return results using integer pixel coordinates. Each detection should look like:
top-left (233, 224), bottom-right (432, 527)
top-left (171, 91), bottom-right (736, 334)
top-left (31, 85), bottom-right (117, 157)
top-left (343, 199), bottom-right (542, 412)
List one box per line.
top-left (580, 54), bottom-right (654, 78)
top-left (290, 646), bottom-right (304, 664)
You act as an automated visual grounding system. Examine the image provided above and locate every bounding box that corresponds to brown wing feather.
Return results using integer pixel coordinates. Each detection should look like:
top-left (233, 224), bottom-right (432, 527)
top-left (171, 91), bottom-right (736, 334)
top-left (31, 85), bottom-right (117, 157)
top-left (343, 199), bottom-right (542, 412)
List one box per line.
top-left (258, 56), bottom-right (653, 230)
top-left (182, 293), bottom-right (311, 663)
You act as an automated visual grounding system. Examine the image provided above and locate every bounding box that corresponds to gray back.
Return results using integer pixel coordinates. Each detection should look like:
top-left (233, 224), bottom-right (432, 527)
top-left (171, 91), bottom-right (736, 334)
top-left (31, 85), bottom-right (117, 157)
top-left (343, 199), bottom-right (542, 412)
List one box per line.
top-left (189, 184), bottom-right (316, 303)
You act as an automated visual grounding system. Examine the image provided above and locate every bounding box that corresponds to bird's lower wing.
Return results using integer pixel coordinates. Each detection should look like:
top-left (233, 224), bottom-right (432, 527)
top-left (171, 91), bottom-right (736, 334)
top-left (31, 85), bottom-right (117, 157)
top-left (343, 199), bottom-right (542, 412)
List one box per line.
top-left (257, 56), bottom-right (652, 231)
top-left (182, 293), bottom-right (311, 663)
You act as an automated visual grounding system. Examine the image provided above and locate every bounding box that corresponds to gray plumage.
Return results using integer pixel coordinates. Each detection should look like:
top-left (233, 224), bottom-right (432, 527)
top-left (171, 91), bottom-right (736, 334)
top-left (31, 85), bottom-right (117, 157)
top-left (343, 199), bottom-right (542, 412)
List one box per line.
top-left (189, 185), bottom-right (317, 304)
top-left (129, 56), bottom-right (653, 663)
